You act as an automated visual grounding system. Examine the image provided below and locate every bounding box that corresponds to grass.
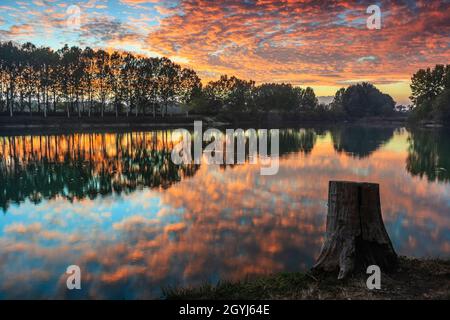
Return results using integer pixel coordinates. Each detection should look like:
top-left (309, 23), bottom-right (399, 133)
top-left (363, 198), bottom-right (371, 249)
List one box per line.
top-left (163, 257), bottom-right (450, 300)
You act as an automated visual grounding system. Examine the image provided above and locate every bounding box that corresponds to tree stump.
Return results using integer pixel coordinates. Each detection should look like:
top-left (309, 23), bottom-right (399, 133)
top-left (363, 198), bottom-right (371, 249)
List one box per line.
top-left (313, 181), bottom-right (398, 279)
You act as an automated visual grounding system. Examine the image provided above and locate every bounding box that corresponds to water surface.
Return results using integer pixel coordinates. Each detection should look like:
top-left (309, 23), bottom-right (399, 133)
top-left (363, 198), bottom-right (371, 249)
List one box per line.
top-left (0, 126), bottom-right (449, 299)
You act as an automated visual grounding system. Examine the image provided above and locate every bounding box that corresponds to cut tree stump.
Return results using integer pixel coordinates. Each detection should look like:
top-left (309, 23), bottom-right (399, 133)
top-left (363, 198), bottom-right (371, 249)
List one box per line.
top-left (313, 181), bottom-right (398, 279)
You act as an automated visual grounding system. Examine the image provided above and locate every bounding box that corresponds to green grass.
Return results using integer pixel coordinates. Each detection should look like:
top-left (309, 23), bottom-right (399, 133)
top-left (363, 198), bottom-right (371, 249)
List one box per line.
top-left (163, 257), bottom-right (450, 300)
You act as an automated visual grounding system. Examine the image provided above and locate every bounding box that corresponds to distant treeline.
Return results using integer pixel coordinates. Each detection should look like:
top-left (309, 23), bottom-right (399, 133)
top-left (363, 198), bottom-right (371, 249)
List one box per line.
top-left (0, 41), bottom-right (399, 120)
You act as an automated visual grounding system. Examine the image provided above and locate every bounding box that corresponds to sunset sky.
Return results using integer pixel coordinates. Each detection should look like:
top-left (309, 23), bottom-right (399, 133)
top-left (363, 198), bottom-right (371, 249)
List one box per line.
top-left (0, 0), bottom-right (449, 104)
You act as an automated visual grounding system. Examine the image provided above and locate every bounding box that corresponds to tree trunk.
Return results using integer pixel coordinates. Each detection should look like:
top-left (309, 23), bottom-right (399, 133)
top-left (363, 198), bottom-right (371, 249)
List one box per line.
top-left (66, 103), bottom-right (70, 119)
top-left (53, 92), bottom-right (57, 113)
top-left (28, 95), bottom-right (32, 117)
top-left (313, 181), bottom-right (397, 279)
top-left (88, 91), bottom-right (92, 117)
top-left (45, 88), bottom-right (49, 116)
top-left (37, 92), bottom-right (41, 113)
top-left (9, 82), bottom-right (14, 117)
top-left (77, 95), bottom-right (81, 118)
top-left (6, 88), bottom-right (10, 116)
top-left (20, 92), bottom-right (24, 111)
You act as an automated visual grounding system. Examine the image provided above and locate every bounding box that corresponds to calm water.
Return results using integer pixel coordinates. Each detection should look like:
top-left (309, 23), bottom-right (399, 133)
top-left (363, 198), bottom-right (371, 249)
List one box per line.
top-left (0, 126), bottom-right (449, 299)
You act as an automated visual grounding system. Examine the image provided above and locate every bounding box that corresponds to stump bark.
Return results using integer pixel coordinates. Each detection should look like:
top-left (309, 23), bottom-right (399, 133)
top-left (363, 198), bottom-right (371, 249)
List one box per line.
top-left (313, 181), bottom-right (398, 279)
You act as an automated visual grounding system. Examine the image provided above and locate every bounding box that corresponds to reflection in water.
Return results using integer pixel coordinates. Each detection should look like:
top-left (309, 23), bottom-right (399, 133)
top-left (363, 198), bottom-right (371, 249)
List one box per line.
top-left (0, 130), bottom-right (316, 212)
top-left (331, 126), bottom-right (395, 158)
top-left (406, 129), bottom-right (450, 182)
top-left (0, 127), bottom-right (449, 299)
top-left (0, 132), bottom-right (198, 212)
top-left (278, 129), bottom-right (317, 155)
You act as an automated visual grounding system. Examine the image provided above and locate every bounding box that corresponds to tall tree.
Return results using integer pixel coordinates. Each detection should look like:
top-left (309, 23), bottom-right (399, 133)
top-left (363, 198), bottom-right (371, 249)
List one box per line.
top-left (109, 52), bottom-right (123, 118)
top-left (0, 42), bottom-right (22, 117)
top-left (157, 58), bottom-right (180, 117)
top-left (178, 68), bottom-right (202, 115)
top-left (82, 47), bottom-right (95, 117)
top-left (94, 49), bottom-right (111, 118)
top-left (119, 53), bottom-right (136, 117)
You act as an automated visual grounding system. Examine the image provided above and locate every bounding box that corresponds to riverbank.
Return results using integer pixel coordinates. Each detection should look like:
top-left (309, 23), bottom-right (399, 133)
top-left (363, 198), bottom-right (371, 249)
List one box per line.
top-left (164, 257), bottom-right (450, 300)
top-left (0, 113), bottom-right (408, 134)
top-left (0, 114), bottom-right (231, 135)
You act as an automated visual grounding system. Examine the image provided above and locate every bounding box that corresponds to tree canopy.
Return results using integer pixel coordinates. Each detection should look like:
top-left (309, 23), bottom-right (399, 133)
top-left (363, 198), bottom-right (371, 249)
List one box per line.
top-left (329, 83), bottom-right (396, 118)
top-left (409, 64), bottom-right (450, 123)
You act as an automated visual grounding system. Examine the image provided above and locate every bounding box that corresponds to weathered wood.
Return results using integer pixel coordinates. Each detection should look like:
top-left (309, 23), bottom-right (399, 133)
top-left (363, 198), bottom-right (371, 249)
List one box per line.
top-left (313, 181), bottom-right (398, 279)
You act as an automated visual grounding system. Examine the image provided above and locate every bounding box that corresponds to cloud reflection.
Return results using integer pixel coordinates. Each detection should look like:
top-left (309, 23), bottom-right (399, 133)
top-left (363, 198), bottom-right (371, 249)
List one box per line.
top-left (0, 127), bottom-right (449, 299)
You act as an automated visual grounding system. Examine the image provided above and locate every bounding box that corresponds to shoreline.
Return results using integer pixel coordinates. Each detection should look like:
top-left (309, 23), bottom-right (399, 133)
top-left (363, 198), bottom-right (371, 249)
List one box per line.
top-left (164, 257), bottom-right (450, 300)
top-left (0, 115), bottom-right (410, 134)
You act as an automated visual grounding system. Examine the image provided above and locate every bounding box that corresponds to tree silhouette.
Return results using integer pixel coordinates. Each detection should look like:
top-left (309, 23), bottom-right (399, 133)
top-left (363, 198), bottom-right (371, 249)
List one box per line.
top-left (338, 83), bottom-right (396, 118)
top-left (0, 41), bottom-right (202, 118)
top-left (1, 41), bottom-right (400, 119)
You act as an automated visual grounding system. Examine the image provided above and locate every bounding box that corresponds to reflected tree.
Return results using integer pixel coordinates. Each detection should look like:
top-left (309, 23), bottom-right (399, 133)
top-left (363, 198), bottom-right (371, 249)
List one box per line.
top-left (0, 132), bottom-right (199, 212)
top-left (278, 129), bottom-right (317, 156)
top-left (0, 128), bottom-right (322, 212)
top-left (406, 129), bottom-right (450, 182)
top-left (331, 126), bottom-right (395, 158)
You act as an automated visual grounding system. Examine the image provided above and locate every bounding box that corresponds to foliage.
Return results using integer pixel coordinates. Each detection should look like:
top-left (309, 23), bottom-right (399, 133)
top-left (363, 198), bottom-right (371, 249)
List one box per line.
top-left (203, 75), bottom-right (255, 113)
top-left (409, 64), bottom-right (450, 123)
top-left (252, 83), bottom-right (300, 113)
top-left (331, 82), bottom-right (396, 118)
top-left (432, 88), bottom-right (450, 123)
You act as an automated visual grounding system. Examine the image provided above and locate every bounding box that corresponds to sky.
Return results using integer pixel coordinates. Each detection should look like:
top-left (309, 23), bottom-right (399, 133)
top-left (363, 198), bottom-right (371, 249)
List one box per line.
top-left (0, 0), bottom-right (449, 105)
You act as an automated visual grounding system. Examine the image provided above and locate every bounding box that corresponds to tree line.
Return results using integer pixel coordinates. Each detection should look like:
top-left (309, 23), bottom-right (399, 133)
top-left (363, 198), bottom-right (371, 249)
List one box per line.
top-left (0, 41), bottom-right (202, 118)
top-left (0, 41), bottom-right (399, 120)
